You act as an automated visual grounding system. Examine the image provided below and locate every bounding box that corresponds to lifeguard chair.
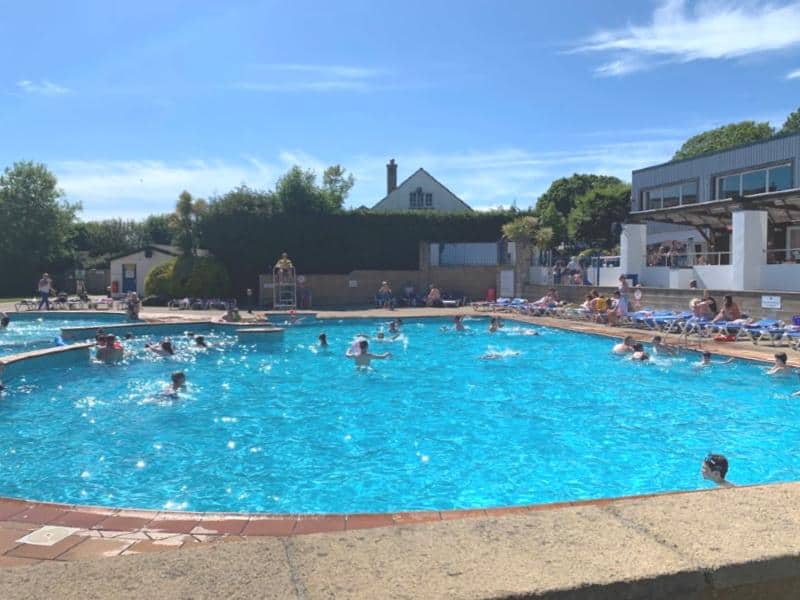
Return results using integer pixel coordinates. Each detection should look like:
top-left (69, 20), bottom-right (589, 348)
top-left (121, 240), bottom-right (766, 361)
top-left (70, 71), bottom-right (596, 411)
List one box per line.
top-left (272, 257), bottom-right (297, 310)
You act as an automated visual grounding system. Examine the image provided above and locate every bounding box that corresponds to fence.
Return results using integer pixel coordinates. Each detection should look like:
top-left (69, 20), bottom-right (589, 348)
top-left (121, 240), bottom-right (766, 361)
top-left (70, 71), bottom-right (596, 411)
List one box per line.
top-left (431, 242), bottom-right (508, 266)
top-left (645, 251), bottom-right (731, 267)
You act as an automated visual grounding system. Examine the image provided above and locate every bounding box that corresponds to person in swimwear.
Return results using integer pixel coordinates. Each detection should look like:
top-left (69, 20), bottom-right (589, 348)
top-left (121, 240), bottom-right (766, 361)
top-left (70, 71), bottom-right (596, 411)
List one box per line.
top-left (630, 342), bottom-right (649, 361)
top-left (612, 336), bottom-right (635, 355)
top-left (96, 334), bottom-right (124, 363)
top-left (766, 352), bottom-right (792, 377)
top-left (696, 351), bottom-right (734, 367)
top-left (701, 453), bottom-right (734, 487)
top-left (318, 332), bottom-right (328, 348)
top-left (147, 339), bottom-right (175, 356)
top-left (345, 339), bottom-right (391, 368)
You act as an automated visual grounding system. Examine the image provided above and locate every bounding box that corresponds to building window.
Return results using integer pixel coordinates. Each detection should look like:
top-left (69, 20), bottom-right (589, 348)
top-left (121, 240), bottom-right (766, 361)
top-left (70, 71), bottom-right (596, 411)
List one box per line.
top-left (640, 180), bottom-right (698, 210)
top-left (768, 164), bottom-right (793, 192)
top-left (409, 187), bottom-right (426, 209)
top-left (715, 163), bottom-right (792, 199)
top-left (425, 193), bottom-right (433, 207)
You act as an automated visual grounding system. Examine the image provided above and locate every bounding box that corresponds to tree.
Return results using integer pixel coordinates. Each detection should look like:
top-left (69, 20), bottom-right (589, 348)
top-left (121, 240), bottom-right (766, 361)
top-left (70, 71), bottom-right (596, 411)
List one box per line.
top-left (171, 190), bottom-right (205, 257)
top-left (275, 166), bottom-right (335, 214)
top-left (0, 161), bottom-right (79, 294)
top-left (534, 174), bottom-right (625, 245)
top-left (141, 214), bottom-right (174, 245)
top-left (567, 182), bottom-right (631, 249)
top-left (672, 121), bottom-right (775, 161)
top-left (781, 107), bottom-right (800, 134)
top-left (321, 165), bottom-right (355, 210)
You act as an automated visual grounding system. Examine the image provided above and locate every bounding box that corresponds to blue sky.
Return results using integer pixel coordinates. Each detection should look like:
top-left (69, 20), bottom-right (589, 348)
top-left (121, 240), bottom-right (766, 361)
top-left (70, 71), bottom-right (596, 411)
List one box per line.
top-left (2, 0), bottom-right (799, 220)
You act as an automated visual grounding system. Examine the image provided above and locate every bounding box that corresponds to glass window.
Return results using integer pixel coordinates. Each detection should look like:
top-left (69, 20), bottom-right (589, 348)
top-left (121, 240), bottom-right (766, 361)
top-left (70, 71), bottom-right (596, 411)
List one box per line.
top-left (719, 175), bottom-right (740, 199)
top-left (662, 185), bottom-right (680, 208)
top-left (425, 193), bottom-right (433, 207)
top-left (742, 169), bottom-right (766, 196)
top-left (645, 189), bottom-right (661, 210)
top-left (768, 164), bottom-right (793, 192)
top-left (681, 181), bottom-right (698, 204)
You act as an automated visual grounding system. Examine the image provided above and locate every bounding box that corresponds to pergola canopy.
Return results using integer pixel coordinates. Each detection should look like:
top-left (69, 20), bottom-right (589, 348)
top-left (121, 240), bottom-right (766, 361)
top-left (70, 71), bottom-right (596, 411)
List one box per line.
top-left (628, 188), bottom-right (800, 230)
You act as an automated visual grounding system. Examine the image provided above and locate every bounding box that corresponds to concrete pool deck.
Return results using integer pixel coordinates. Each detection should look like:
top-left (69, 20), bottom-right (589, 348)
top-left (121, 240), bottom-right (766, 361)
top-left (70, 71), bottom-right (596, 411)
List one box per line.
top-left (2, 304), bottom-right (800, 597)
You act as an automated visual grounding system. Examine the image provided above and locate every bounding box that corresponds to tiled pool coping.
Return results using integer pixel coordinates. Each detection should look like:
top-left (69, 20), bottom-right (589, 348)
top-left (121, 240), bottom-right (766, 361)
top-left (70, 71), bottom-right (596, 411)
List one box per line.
top-left (0, 306), bottom-right (796, 573)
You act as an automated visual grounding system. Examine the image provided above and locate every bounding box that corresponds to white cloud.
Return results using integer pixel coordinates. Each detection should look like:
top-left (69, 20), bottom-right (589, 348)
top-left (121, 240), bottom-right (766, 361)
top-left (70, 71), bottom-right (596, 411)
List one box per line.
top-left (788, 68), bottom-right (800, 79)
top-left (55, 138), bottom-right (680, 219)
top-left (576, 0), bottom-right (800, 76)
top-left (16, 79), bottom-right (71, 95)
top-left (235, 63), bottom-right (386, 93)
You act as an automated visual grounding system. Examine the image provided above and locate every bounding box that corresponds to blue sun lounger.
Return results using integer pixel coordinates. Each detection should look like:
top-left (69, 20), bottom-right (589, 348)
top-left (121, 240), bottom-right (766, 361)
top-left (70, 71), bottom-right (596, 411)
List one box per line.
top-left (743, 320), bottom-right (785, 345)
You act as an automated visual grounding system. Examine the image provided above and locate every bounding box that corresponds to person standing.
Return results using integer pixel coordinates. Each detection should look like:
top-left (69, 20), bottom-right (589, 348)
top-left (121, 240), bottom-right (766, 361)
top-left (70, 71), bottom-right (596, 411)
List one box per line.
top-left (37, 273), bottom-right (52, 310)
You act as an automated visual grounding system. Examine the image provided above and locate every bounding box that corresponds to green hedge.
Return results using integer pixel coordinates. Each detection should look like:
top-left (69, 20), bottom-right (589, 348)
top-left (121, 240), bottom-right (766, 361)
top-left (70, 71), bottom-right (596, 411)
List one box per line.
top-left (200, 210), bottom-right (515, 293)
top-left (144, 256), bottom-right (231, 298)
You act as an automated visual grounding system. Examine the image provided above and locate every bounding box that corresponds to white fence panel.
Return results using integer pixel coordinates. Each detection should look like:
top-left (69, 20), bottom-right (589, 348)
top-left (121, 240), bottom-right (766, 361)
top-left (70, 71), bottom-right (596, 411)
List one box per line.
top-left (436, 243), bottom-right (499, 266)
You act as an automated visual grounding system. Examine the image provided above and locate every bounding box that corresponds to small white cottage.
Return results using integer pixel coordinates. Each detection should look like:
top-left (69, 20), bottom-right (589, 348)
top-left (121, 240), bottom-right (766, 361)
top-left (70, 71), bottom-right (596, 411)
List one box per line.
top-left (371, 159), bottom-right (472, 214)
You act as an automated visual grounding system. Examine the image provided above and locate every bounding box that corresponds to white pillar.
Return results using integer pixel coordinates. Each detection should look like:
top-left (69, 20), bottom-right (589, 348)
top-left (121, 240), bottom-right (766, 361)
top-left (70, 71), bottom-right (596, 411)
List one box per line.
top-left (620, 223), bottom-right (647, 279)
top-left (731, 210), bottom-right (767, 291)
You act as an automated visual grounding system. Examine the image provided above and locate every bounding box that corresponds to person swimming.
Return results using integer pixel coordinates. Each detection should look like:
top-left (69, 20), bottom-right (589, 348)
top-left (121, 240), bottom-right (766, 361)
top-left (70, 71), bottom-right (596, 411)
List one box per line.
top-left (318, 332), bottom-right (328, 348)
top-left (194, 335), bottom-right (208, 348)
top-left (766, 352), bottom-right (792, 377)
top-left (696, 351), bottom-right (734, 367)
top-left (651, 335), bottom-right (676, 356)
top-left (489, 317), bottom-right (501, 333)
top-left (96, 334), bottom-right (124, 364)
top-left (630, 342), bottom-right (649, 361)
top-left (701, 453), bottom-right (734, 487)
top-left (480, 349), bottom-right (521, 360)
top-left (163, 371), bottom-right (187, 397)
top-left (0, 312), bottom-right (9, 328)
top-left (612, 336), bottom-right (635, 355)
top-left (147, 340), bottom-right (175, 356)
top-left (345, 339), bottom-right (391, 368)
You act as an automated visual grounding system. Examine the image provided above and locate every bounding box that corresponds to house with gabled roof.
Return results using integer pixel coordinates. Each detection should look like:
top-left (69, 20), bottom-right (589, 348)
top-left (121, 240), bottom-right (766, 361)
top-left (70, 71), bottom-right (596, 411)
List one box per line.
top-left (371, 159), bottom-right (473, 213)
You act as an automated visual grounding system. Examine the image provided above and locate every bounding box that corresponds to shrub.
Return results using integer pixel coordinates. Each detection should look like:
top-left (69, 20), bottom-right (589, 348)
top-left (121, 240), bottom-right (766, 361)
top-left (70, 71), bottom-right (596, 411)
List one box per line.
top-left (145, 259), bottom-right (176, 297)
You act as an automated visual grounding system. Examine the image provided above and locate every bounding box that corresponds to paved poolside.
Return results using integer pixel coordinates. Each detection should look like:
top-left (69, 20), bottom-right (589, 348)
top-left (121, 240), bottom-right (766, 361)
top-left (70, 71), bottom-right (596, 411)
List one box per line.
top-left (1, 304), bottom-right (799, 597)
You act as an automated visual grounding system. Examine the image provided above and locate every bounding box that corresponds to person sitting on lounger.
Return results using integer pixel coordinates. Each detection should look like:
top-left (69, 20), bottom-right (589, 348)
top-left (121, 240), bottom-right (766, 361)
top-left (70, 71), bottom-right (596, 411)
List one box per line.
top-left (701, 453), bottom-right (734, 487)
top-left (696, 351), bottom-right (734, 367)
top-left (711, 295), bottom-right (741, 323)
top-left (690, 297), bottom-right (714, 319)
top-left (651, 335), bottom-right (676, 356)
top-left (612, 336), bottom-right (635, 355)
top-left (767, 352), bottom-right (793, 377)
top-left (220, 306), bottom-right (241, 323)
top-left (426, 285), bottom-right (443, 308)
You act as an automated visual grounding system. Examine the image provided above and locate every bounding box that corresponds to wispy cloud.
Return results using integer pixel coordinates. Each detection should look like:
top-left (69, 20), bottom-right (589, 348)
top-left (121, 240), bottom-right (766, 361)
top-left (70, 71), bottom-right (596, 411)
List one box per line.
top-left (234, 63), bottom-right (386, 93)
top-left (575, 0), bottom-right (800, 76)
top-left (55, 137), bottom-right (680, 219)
top-left (16, 79), bottom-right (71, 96)
top-left (788, 68), bottom-right (800, 79)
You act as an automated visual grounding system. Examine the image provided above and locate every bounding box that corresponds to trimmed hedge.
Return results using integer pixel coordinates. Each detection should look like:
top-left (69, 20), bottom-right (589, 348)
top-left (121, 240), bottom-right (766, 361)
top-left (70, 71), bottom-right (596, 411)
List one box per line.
top-left (144, 256), bottom-right (231, 298)
top-left (200, 210), bottom-right (515, 293)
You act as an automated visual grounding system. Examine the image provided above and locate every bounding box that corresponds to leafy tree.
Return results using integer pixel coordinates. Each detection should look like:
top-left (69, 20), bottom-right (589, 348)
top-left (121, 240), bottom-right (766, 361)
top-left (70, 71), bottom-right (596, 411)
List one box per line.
top-left (672, 121), bottom-right (775, 160)
top-left (534, 174), bottom-right (625, 245)
top-left (321, 165), bottom-right (355, 210)
top-left (275, 166), bottom-right (336, 214)
top-left (781, 107), bottom-right (800, 134)
top-left (72, 219), bottom-right (146, 257)
top-left (142, 214), bottom-right (174, 245)
top-left (171, 190), bottom-right (206, 257)
top-left (144, 259), bottom-right (175, 297)
top-left (567, 182), bottom-right (631, 249)
top-left (0, 161), bottom-right (79, 294)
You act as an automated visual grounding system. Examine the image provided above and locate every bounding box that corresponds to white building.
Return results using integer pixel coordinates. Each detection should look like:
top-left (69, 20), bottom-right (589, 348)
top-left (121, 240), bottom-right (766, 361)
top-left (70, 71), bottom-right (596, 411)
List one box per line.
top-left (108, 245), bottom-right (180, 297)
top-left (371, 159), bottom-right (472, 214)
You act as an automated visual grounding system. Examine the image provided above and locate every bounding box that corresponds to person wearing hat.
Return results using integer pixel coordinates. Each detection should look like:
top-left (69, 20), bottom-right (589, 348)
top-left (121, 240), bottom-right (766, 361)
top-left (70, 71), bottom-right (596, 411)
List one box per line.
top-left (37, 273), bottom-right (52, 310)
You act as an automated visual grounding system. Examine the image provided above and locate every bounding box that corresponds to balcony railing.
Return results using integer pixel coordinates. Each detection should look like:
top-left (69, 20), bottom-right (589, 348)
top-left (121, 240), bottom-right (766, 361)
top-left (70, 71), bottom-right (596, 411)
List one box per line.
top-left (646, 251), bottom-right (731, 267)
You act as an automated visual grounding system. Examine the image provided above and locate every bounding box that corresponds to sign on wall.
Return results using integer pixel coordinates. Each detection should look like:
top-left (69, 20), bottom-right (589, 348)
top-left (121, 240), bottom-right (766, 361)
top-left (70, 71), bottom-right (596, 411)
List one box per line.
top-left (348, 280), bottom-right (358, 288)
top-left (761, 295), bottom-right (781, 309)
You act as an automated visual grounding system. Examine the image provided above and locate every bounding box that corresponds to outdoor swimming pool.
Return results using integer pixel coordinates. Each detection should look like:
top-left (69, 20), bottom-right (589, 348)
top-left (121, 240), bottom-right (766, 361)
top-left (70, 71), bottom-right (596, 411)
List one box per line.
top-left (0, 312), bottom-right (128, 357)
top-left (1, 316), bottom-right (798, 514)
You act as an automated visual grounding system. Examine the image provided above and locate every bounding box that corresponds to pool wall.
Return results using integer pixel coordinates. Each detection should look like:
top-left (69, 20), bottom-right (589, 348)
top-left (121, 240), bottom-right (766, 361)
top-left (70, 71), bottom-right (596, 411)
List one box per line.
top-left (0, 343), bottom-right (94, 380)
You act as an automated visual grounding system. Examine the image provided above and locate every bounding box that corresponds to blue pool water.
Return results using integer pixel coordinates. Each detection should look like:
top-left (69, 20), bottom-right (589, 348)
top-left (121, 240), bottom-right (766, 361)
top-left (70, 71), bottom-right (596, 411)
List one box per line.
top-left (1, 317), bottom-right (798, 513)
top-left (0, 313), bottom-right (127, 356)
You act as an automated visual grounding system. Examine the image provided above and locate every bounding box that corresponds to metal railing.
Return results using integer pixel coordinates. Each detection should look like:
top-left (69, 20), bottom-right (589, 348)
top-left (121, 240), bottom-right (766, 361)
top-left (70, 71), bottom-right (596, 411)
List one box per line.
top-left (646, 251), bottom-right (731, 267)
top-left (766, 248), bottom-right (800, 264)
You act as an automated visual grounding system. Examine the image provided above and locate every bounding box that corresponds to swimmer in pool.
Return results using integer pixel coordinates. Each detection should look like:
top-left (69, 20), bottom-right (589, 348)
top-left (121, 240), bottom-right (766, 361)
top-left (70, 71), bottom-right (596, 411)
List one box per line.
top-left (187, 331), bottom-right (195, 339)
top-left (766, 352), bottom-right (793, 377)
top-left (96, 334), bottom-right (124, 363)
top-left (389, 319), bottom-right (402, 334)
top-left (701, 453), bottom-right (734, 487)
top-left (346, 339), bottom-right (391, 368)
top-left (651, 335), bottom-right (676, 356)
top-left (630, 342), bottom-right (649, 361)
top-left (696, 351), bottom-right (734, 367)
top-left (489, 317), bottom-right (500, 333)
top-left (612, 336), bottom-right (635, 355)
top-left (194, 335), bottom-right (208, 348)
top-left (480, 350), bottom-right (521, 360)
top-left (163, 371), bottom-right (186, 397)
top-left (318, 332), bottom-right (328, 348)
top-left (147, 340), bottom-right (175, 356)
top-left (0, 312), bottom-right (9, 328)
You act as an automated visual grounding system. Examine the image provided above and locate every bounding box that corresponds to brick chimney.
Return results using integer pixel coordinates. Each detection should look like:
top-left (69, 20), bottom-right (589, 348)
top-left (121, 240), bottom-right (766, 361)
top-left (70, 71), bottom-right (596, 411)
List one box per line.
top-left (386, 159), bottom-right (398, 194)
